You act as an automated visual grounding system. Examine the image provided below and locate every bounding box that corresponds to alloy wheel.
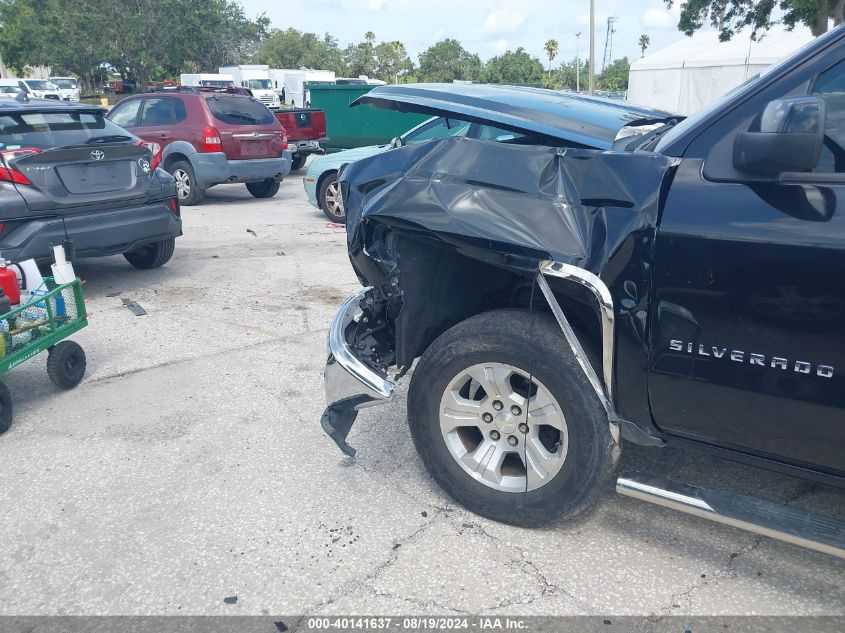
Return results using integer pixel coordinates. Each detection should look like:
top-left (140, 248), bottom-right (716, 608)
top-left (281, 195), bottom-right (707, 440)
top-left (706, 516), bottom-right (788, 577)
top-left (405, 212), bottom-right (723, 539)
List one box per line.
top-left (438, 362), bottom-right (569, 493)
top-left (173, 169), bottom-right (191, 200)
top-left (323, 180), bottom-right (344, 218)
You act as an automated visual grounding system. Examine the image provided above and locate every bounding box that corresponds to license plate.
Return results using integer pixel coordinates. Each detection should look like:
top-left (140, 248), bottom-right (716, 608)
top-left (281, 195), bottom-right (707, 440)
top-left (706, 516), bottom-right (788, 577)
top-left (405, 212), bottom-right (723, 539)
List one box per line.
top-left (241, 140), bottom-right (268, 157)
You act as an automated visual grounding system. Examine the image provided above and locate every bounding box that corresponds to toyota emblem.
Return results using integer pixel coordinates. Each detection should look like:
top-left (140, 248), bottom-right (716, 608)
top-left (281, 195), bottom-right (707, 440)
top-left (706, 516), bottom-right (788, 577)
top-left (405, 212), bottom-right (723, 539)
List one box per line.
top-left (90, 149), bottom-right (105, 161)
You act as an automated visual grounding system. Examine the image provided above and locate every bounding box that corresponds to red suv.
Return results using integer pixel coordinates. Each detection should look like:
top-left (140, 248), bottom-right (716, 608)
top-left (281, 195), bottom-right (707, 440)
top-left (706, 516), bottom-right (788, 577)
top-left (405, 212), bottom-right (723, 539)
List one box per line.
top-left (107, 89), bottom-right (292, 205)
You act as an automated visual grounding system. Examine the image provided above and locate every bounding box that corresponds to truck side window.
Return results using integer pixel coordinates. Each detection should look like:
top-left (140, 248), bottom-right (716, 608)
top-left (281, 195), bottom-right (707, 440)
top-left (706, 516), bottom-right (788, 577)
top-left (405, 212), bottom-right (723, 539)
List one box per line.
top-left (811, 59), bottom-right (845, 173)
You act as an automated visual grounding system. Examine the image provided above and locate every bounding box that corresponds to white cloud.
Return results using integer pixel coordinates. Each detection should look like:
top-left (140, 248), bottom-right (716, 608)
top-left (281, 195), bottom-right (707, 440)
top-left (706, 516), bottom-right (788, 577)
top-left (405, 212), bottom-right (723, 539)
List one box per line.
top-left (493, 38), bottom-right (509, 51)
top-left (481, 8), bottom-right (526, 35)
top-left (642, 3), bottom-right (682, 29)
top-left (367, 0), bottom-right (386, 11)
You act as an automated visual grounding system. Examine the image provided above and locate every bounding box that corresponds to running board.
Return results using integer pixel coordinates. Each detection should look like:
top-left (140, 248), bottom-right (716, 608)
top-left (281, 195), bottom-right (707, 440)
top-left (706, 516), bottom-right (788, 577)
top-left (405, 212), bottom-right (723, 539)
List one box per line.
top-left (616, 473), bottom-right (845, 560)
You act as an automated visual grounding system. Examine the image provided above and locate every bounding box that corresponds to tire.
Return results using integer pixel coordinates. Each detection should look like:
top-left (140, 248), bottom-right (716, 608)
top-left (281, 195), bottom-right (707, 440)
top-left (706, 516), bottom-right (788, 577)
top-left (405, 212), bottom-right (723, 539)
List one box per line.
top-left (318, 172), bottom-right (345, 223)
top-left (246, 179), bottom-right (280, 198)
top-left (124, 238), bottom-right (175, 269)
top-left (168, 160), bottom-right (204, 206)
top-left (0, 380), bottom-right (12, 434)
top-left (47, 341), bottom-right (86, 390)
top-left (290, 154), bottom-right (307, 171)
top-left (407, 308), bottom-right (616, 527)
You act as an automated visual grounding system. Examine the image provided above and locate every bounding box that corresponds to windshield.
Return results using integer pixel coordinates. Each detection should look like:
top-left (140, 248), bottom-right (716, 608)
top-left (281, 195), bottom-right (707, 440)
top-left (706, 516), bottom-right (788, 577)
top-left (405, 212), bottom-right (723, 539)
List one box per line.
top-left (51, 78), bottom-right (77, 89)
top-left (0, 86), bottom-right (19, 94)
top-left (206, 95), bottom-right (276, 125)
top-left (247, 79), bottom-right (272, 90)
top-left (25, 80), bottom-right (56, 91)
top-left (201, 80), bottom-right (232, 87)
top-left (0, 111), bottom-right (133, 149)
top-left (402, 117), bottom-right (471, 144)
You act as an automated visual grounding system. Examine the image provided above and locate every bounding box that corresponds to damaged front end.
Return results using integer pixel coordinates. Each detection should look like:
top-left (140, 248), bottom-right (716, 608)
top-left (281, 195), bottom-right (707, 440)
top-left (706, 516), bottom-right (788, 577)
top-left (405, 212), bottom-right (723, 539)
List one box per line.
top-left (322, 136), bottom-right (679, 456)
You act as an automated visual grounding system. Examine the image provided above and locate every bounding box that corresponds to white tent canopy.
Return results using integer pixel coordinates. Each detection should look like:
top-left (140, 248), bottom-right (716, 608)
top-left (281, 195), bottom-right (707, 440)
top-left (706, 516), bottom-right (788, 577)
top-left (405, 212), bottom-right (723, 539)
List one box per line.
top-left (627, 26), bottom-right (815, 115)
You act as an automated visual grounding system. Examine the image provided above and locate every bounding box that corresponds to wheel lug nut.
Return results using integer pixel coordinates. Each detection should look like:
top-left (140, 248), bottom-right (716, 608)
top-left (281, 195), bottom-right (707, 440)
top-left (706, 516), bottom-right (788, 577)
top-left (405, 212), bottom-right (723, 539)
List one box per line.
top-left (508, 435), bottom-right (518, 446)
top-left (518, 423), bottom-right (529, 434)
top-left (490, 430), bottom-right (501, 441)
top-left (482, 412), bottom-right (493, 423)
top-left (492, 400), bottom-right (503, 411)
top-left (510, 405), bottom-right (522, 416)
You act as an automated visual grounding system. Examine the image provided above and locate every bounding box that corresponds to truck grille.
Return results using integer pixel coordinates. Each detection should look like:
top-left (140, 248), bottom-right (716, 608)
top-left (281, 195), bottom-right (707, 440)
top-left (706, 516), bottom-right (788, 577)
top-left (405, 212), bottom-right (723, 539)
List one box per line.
top-left (259, 95), bottom-right (274, 105)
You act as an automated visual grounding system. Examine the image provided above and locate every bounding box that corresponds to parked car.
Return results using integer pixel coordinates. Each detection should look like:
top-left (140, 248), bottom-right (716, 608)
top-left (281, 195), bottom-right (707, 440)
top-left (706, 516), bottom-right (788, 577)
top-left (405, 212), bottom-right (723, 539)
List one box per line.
top-left (49, 77), bottom-right (81, 102)
top-left (16, 79), bottom-right (62, 100)
top-left (107, 88), bottom-right (292, 205)
top-left (273, 107), bottom-right (327, 172)
top-left (322, 27), bottom-right (845, 559)
top-left (0, 97), bottom-right (181, 268)
top-left (0, 80), bottom-right (22, 97)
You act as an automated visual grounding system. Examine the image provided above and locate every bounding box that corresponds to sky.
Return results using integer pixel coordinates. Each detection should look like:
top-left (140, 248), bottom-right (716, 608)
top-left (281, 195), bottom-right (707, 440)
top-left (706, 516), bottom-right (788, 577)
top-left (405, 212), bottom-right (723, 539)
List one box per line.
top-left (239, 0), bottom-right (695, 67)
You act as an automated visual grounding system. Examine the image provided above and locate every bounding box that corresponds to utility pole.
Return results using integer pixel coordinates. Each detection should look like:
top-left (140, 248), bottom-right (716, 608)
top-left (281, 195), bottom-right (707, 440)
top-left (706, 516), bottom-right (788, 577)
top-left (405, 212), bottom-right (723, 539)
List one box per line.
top-left (589, 0), bottom-right (595, 95)
top-left (602, 16), bottom-right (618, 72)
top-left (575, 32), bottom-right (581, 92)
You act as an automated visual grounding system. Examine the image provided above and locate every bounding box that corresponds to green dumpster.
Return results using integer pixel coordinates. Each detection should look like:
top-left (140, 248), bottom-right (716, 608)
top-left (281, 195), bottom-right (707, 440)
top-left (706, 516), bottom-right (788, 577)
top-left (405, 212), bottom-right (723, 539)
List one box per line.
top-left (308, 84), bottom-right (429, 151)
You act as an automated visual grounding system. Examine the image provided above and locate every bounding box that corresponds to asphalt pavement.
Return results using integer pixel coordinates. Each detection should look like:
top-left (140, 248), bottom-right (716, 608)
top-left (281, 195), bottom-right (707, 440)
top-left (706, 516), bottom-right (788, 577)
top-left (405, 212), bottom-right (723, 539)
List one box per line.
top-left (0, 165), bottom-right (842, 617)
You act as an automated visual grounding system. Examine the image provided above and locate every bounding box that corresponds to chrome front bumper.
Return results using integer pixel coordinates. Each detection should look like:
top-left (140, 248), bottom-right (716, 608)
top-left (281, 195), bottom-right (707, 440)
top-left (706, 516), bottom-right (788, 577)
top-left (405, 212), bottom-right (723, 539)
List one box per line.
top-left (321, 288), bottom-right (395, 456)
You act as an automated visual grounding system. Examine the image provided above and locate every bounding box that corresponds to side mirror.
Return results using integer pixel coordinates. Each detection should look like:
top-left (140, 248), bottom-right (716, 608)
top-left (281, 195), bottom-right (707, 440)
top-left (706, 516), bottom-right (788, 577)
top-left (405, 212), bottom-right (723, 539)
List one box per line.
top-left (734, 96), bottom-right (825, 174)
top-left (391, 137), bottom-right (402, 149)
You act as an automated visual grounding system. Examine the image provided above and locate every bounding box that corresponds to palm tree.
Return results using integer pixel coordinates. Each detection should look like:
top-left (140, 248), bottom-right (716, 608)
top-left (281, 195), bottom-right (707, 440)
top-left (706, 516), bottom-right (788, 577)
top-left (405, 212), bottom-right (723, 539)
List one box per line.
top-left (544, 39), bottom-right (559, 75)
top-left (365, 31), bottom-right (376, 46)
top-left (638, 34), bottom-right (651, 57)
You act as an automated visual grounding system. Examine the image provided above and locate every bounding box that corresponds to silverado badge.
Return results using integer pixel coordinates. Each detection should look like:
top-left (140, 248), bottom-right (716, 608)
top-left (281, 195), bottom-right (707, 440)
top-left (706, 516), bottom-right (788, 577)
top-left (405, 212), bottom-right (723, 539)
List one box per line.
top-left (669, 340), bottom-right (834, 378)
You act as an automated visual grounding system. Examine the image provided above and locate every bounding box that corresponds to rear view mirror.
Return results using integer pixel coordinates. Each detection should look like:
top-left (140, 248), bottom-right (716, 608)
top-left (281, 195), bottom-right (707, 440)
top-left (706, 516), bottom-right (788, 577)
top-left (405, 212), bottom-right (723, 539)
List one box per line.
top-left (391, 137), bottom-right (402, 148)
top-left (734, 96), bottom-right (825, 174)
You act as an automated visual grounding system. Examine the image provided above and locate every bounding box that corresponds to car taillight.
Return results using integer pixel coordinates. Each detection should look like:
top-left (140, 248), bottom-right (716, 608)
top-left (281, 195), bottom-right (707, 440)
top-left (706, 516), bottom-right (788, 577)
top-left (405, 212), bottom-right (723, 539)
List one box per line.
top-left (0, 147), bottom-right (41, 185)
top-left (137, 141), bottom-right (162, 171)
top-left (168, 197), bottom-right (180, 217)
top-left (202, 125), bottom-right (222, 152)
top-left (281, 126), bottom-right (288, 151)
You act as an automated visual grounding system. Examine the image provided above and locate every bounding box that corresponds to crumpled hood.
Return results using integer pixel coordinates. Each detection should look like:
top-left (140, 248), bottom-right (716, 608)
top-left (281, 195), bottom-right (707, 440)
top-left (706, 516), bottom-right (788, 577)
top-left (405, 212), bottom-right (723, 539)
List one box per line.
top-left (352, 83), bottom-right (680, 150)
top-left (341, 136), bottom-right (679, 278)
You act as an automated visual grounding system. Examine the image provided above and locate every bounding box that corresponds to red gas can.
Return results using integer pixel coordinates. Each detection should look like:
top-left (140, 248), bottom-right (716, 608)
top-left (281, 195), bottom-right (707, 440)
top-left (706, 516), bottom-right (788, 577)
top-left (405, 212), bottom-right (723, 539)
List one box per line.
top-left (0, 261), bottom-right (21, 306)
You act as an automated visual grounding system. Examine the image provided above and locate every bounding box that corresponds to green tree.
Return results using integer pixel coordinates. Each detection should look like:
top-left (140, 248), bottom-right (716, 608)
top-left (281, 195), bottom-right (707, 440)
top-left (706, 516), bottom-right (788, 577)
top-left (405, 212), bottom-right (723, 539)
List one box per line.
top-left (638, 34), bottom-right (651, 57)
top-left (417, 39), bottom-right (482, 82)
top-left (549, 57), bottom-right (589, 90)
top-left (596, 56), bottom-right (630, 91)
top-left (543, 38), bottom-right (559, 74)
top-left (666, 0), bottom-right (845, 39)
top-left (482, 47), bottom-right (545, 85)
top-left (373, 41), bottom-right (413, 83)
top-left (256, 29), bottom-right (343, 72)
top-left (0, 0), bottom-right (268, 91)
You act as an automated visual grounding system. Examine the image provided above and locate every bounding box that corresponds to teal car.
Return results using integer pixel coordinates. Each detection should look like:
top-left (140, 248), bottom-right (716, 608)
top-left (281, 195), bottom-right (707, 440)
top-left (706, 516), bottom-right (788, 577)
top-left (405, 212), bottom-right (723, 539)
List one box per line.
top-left (304, 116), bottom-right (472, 222)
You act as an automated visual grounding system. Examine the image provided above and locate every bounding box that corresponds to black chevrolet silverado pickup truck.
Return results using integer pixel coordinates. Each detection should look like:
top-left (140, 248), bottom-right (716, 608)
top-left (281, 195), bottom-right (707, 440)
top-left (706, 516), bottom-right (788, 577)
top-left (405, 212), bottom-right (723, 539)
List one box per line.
top-left (321, 27), bottom-right (845, 558)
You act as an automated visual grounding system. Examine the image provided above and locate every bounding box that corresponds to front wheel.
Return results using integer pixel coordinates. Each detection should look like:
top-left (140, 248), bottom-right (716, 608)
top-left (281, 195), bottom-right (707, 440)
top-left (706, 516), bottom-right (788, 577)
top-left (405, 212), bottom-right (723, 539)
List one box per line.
top-left (124, 238), bottom-right (175, 269)
top-left (407, 309), bottom-right (616, 527)
top-left (246, 179), bottom-right (280, 198)
top-left (47, 341), bottom-right (87, 390)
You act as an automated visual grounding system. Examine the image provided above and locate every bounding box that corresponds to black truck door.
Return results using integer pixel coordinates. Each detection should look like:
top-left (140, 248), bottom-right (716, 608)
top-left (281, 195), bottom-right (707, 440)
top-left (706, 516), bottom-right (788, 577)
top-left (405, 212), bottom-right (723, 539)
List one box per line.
top-left (649, 56), bottom-right (845, 476)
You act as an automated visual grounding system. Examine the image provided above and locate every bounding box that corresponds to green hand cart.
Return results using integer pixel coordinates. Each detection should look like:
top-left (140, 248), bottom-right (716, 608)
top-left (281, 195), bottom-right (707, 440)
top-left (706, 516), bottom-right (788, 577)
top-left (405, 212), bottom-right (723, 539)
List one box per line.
top-left (0, 277), bottom-right (88, 434)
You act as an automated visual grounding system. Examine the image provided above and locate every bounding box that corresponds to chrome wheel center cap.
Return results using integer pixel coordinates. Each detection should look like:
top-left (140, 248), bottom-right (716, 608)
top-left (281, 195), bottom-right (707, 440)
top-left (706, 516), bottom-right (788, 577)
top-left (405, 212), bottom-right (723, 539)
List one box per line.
top-left (495, 412), bottom-right (517, 435)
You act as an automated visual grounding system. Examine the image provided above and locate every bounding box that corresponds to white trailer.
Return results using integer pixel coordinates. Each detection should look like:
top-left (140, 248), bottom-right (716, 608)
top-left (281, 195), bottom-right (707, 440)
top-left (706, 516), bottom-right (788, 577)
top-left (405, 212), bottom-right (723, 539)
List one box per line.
top-left (180, 73), bottom-right (235, 88)
top-left (269, 69), bottom-right (335, 108)
top-left (218, 65), bottom-right (280, 108)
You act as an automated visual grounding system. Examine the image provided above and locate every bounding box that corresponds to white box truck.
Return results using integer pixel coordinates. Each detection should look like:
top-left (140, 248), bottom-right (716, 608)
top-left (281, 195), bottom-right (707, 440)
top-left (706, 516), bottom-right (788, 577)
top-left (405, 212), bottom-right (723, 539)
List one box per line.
top-left (269, 69), bottom-right (336, 108)
top-left (180, 73), bottom-right (235, 88)
top-left (219, 65), bottom-right (280, 108)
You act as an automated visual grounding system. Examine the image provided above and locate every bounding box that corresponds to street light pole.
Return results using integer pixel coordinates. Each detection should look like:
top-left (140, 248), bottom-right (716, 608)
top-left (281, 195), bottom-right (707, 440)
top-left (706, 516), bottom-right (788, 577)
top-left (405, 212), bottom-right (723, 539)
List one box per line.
top-left (575, 32), bottom-right (581, 92)
top-left (589, 0), bottom-right (595, 95)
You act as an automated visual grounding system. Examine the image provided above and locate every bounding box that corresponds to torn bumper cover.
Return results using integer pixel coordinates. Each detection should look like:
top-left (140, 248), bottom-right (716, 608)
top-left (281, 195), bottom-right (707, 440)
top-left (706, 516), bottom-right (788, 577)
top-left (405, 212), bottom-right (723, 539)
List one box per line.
top-left (321, 288), bottom-right (395, 456)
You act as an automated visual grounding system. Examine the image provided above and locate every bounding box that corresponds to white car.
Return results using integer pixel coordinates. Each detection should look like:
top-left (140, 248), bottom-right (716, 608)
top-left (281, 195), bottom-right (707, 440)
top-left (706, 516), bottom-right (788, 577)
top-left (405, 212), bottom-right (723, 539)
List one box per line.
top-left (17, 79), bottom-right (62, 100)
top-left (49, 77), bottom-right (81, 101)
